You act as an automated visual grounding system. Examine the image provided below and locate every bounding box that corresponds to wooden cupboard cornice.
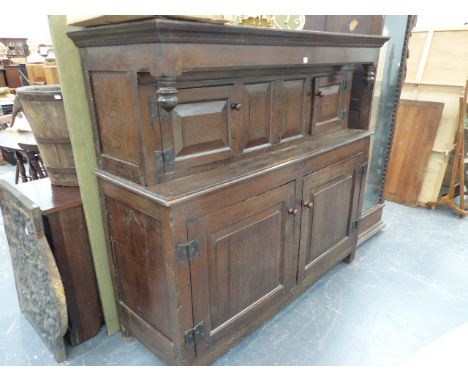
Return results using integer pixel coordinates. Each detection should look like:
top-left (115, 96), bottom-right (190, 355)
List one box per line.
top-left (67, 19), bottom-right (389, 48)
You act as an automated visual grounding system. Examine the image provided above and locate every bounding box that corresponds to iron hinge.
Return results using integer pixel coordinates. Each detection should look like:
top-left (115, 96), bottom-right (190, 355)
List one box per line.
top-left (150, 97), bottom-right (158, 118)
top-left (339, 109), bottom-right (348, 120)
top-left (176, 238), bottom-right (199, 263)
top-left (341, 80), bottom-right (349, 91)
top-left (154, 149), bottom-right (173, 168)
top-left (184, 321), bottom-right (205, 348)
top-left (352, 220), bottom-right (360, 232)
top-left (359, 163), bottom-right (368, 178)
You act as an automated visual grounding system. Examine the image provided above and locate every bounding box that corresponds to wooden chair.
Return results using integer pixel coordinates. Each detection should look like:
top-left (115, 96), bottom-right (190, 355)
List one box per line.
top-left (18, 142), bottom-right (48, 181)
top-left (14, 150), bottom-right (29, 184)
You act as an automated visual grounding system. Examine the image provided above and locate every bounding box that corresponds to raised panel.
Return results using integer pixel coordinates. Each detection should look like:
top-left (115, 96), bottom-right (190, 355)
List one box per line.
top-left (91, 72), bottom-right (140, 165)
top-left (208, 207), bottom-right (283, 329)
top-left (280, 79), bottom-right (307, 142)
top-left (312, 73), bottom-right (352, 135)
top-left (173, 100), bottom-right (230, 157)
top-left (307, 176), bottom-right (353, 263)
top-left (298, 153), bottom-right (363, 283)
top-left (106, 197), bottom-right (172, 341)
top-left (317, 83), bottom-right (341, 122)
top-left (161, 85), bottom-right (234, 172)
top-left (187, 182), bottom-right (296, 357)
top-left (242, 82), bottom-right (272, 152)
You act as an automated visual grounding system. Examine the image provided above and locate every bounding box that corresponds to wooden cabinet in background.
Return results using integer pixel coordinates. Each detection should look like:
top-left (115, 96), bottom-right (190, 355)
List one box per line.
top-left (304, 15), bottom-right (384, 35)
top-left (69, 19), bottom-right (387, 365)
top-left (4, 65), bottom-right (23, 88)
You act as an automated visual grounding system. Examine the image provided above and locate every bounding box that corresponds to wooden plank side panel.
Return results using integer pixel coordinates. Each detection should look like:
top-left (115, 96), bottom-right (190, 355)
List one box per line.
top-left (384, 99), bottom-right (444, 206)
top-left (90, 72), bottom-right (141, 165)
top-left (46, 207), bottom-right (102, 346)
top-left (106, 197), bottom-right (172, 341)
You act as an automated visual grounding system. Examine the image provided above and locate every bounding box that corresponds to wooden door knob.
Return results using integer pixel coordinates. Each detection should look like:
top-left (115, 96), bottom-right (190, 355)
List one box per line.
top-left (303, 201), bottom-right (313, 208)
top-left (287, 208), bottom-right (298, 216)
top-left (314, 91), bottom-right (324, 97)
top-left (231, 103), bottom-right (242, 111)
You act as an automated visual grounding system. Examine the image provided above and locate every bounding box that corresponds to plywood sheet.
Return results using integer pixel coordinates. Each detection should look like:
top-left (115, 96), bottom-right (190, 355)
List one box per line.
top-left (423, 30), bottom-right (468, 83)
top-left (405, 31), bottom-right (427, 81)
top-left (384, 99), bottom-right (444, 206)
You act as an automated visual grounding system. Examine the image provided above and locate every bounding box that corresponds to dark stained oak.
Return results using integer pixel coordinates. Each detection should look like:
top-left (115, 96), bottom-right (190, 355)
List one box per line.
top-left (298, 153), bottom-right (364, 283)
top-left (106, 198), bottom-right (172, 340)
top-left (69, 19), bottom-right (384, 365)
top-left (312, 72), bottom-right (352, 135)
top-left (68, 18), bottom-right (388, 48)
top-left (187, 182), bottom-right (296, 358)
top-left (14, 177), bottom-right (81, 214)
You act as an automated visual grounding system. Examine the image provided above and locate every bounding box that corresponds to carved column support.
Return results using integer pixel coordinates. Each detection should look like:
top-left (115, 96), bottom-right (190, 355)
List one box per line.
top-left (363, 64), bottom-right (376, 85)
top-left (157, 77), bottom-right (178, 112)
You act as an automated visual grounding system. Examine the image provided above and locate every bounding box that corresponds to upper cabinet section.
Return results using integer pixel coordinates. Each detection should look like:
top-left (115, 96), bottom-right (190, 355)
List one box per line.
top-left (69, 19), bottom-right (387, 186)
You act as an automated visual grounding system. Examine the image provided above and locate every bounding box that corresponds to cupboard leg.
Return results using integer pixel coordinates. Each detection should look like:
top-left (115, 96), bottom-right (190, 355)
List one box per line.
top-left (344, 251), bottom-right (356, 263)
top-left (121, 325), bottom-right (132, 340)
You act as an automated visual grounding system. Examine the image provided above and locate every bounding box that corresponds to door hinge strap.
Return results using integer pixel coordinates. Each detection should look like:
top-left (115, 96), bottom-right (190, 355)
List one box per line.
top-left (359, 163), bottom-right (368, 177)
top-left (154, 149), bottom-right (173, 168)
top-left (339, 109), bottom-right (348, 120)
top-left (341, 80), bottom-right (349, 91)
top-left (184, 321), bottom-right (205, 348)
top-left (176, 238), bottom-right (199, 263)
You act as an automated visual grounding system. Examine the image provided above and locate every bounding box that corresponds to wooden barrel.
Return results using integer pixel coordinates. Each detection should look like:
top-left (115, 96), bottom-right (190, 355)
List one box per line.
top-left (16, 85), bottom-right (78, 186)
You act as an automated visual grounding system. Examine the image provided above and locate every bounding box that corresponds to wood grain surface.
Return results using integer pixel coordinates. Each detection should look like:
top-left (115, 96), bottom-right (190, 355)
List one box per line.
top-left (384, 99), bottom-right (444, 206)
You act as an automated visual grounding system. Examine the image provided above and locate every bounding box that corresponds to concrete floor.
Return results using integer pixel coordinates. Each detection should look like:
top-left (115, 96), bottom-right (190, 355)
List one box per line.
top-left (1, 162), bottom-right (468, 365)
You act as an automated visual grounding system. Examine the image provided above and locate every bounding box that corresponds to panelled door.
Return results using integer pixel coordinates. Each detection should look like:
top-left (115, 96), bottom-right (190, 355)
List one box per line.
top-left (298, 153), bottom-right (365, 283)
top-left (311, 72), bottom-right (352, 135)
top-left (158, 85), bottom-right (241, 174)
top-left (186, 182), bottom-right (297, 358)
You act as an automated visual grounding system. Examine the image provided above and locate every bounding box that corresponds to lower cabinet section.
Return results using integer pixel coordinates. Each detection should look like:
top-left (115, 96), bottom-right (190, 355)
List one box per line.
top-left (100, 140), bottom-right (368, 365)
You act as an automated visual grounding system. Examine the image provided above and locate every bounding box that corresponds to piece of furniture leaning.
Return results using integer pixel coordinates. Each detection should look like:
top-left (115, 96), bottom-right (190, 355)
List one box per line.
top-left (0, 178), bottom-right (103, 358)
top-left (427, 83), bottom-right (468, 217)
top-left (384, 99), bottom-right (444, 206)
top-left (0, 180), bottom-right (68, 361)
top-left (68, 18), bottom-right (387, 365)
top-left (357, 15), bottom-right (416, 244)
top-left (402, 26), bottom-right (468, 205)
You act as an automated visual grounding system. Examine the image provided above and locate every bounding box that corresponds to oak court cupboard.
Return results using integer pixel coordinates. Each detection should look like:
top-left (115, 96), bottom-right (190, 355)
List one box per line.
top-left (68, 19), bottom-right (388, 365)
